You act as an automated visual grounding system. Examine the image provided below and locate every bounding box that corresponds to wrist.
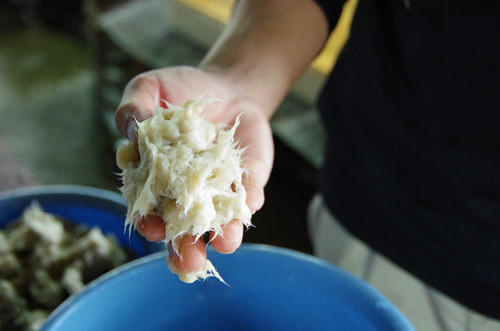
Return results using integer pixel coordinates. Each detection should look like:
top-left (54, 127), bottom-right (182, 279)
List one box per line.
top-left (199, 59), bottom-right (288, 119)
top-left (197, 0), bottom-right (329, 118)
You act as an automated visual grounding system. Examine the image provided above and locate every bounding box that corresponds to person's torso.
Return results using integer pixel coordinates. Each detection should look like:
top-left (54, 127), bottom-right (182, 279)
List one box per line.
top-left (318, 0), bottom-right (500, 318)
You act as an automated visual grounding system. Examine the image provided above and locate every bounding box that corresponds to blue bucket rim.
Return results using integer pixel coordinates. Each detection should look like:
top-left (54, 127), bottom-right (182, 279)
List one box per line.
top-left (0, 185), bottom-right (126, 207)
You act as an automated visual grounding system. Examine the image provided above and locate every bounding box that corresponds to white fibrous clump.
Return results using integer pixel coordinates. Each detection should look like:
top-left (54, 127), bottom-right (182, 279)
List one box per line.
top-left (117, 98), bottom-right (251, 283)
top-left (167, 258), bottom-right (225, 284)
top-left (9, 202), bottom-right (64, 248)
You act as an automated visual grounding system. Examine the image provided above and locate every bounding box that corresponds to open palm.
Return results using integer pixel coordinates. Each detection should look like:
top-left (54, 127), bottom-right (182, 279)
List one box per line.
top-left (115, 66), bottom-right (274, 273)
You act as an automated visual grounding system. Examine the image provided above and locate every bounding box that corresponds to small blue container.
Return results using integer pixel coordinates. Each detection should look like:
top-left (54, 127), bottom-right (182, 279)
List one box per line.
top-left (0, 185), bottom-right (161, 257)
top-left (43, 244), bottom-right (414, 331)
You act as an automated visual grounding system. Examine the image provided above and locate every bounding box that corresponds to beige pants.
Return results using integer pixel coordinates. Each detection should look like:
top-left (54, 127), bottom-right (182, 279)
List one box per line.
top-left (307, 195), bottom-right (500, 331)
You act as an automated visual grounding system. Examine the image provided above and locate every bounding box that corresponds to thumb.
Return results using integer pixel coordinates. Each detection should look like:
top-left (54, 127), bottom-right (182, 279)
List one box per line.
top-left (115, 75), bottom-right (160, 143)
top-left (242, 155), bottom-right (269, 213)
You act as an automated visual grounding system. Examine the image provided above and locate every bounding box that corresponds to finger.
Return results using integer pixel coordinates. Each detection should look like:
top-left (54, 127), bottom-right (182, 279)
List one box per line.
top-left (168, 235), bottom-right (207, 273)
top-left (115, 74), bottom-right (159, 143)
top-left (137, 215), bottom-right (166, 242)
top-left (243, 176), bottom-right (265, 213)
top-left (242, 155), bottom-right (269, 213)
top-left (233, 109), bottom-right (274, 214)
top-left (209, 219), bottom-right (243, 254)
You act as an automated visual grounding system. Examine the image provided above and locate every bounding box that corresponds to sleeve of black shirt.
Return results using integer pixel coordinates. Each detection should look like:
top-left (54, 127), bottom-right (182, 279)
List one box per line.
top-left (313, 0), bottom-right (348, 32)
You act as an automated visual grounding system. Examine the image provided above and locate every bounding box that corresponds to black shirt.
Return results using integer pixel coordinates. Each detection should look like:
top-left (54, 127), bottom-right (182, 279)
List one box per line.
top-left (315, 0), bottom-right (500, 319)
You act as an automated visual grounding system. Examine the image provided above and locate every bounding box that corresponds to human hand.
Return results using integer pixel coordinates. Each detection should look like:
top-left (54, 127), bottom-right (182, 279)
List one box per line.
top-left (115, 66), bottom-right (274, 274)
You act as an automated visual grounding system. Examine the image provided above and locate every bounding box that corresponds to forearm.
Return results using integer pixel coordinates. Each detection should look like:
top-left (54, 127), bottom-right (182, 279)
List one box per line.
top-left (199, 0), bottom-right (329, 118)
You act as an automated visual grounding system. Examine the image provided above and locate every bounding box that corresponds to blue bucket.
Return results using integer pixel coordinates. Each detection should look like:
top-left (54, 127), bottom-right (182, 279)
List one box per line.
top-left (43, 244), bottom-right (414, 331)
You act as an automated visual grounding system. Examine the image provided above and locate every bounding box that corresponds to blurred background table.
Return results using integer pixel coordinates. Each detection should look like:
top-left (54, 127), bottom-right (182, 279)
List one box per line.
top-left (0, 143), bottom-right (36, 192)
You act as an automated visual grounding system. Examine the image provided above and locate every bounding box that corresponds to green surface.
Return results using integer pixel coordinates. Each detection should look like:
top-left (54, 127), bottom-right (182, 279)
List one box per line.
top-left (0, 27), bottom-right (117, 190)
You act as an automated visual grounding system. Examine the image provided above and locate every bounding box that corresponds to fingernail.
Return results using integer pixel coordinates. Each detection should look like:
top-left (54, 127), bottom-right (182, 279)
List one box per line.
top-left (126, 116), bottom-right (138, 145)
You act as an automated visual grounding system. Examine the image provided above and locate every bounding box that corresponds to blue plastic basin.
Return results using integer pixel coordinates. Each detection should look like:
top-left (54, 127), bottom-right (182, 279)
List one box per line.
top-left (42, 244), bottom-right (414, 331)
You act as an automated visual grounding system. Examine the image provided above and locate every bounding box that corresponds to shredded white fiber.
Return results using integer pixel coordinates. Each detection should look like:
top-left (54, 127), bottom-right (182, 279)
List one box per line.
top-left (117, 97), bottom-right (251, 283)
